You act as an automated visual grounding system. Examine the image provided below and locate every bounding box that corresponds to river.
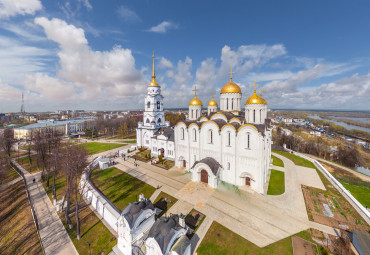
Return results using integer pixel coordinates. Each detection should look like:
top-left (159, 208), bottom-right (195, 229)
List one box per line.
top-left (308, 115), bottom-right (370, 133)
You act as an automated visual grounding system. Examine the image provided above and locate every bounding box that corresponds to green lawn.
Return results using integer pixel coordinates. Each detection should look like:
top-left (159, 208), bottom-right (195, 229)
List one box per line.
top-left (42, 174), bottom-right (67, 202)
top-left (62, 203), bottom-right (117, 255)
top-left (91, 167), bottom-right (156, 210)
top-left (271, 155), bottom-right (284, 167)
top-left (267, 170), bottom-right (285, 195)
top-left (273, 150), bottom-right (316, 169)
top-left (80, 142), bottom-right (127, 155)
top-left (342, 183), bottom-right (370, 207)
top-left (197, 221), bottom-right (316, 255)
top-left (0, 166), bottom-right (19, 185)
top-left (124, 140), bottom-right (136, 143)
top-left (153, 191), bottom-right (178, 214)
top-left (17, 155), bottom-right (40, 173)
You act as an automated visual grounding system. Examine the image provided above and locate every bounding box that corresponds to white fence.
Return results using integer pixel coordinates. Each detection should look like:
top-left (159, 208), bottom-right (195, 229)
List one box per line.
top-left (285, 148), bottom-right (370, 224)
top-left (80, 156), bottom-right (120, 233)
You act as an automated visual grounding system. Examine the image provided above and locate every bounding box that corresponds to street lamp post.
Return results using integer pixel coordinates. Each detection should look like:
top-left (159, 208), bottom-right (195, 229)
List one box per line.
top-left (86, 241), bottom-right (93, 255)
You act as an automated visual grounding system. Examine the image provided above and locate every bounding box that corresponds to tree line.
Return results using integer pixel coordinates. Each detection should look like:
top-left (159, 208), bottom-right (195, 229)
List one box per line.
top-left (274, 127), bottom-right (364, 168)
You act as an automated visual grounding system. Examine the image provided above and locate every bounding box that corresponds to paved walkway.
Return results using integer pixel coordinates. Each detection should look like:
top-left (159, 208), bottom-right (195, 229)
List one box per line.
top-left (12, 160), bottom-right (78, 255)
top-left (112, 153), bottom-right (341, 249)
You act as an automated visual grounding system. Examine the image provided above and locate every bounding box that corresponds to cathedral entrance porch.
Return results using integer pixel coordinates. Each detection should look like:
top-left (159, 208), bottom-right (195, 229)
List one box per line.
top-left (200, 169), bottom-right (208, 184)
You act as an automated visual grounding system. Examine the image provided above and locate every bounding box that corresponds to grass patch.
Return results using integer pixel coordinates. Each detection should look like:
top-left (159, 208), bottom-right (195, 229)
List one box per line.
top-left (197, 221), bottom-right (315, 255)
top-left (80, 142), bottom-right (127, 155)
top-left (267, 170), bottom-right (285, 195)
top-left (273, 150), bottom-right (316, 169)
top-left (185, 209), bottom-right (206, 233)
top-left (271, 155), bottom-right (284, 167)
top-left (17, 155), bottom-right (40, 173)
top-left (124, 140), bottom-right (136, 143)
top-left (0, 182), bottom-right (42, 254)
top-left (341, 183), bottom-right (370, 208)
top-left (62, 204), bottom-right (117, 254)
top-left (91, 167), bottom-right (156, 211)
top-left (0, 165), bottom-right (19, 185)
top-left (42, 174), bottom-right (67, 202)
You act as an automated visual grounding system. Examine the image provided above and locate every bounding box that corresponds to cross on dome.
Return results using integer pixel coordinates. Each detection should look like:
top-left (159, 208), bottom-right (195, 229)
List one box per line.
top-left (228, 67), bottom-right (235, 80)
top-left (250, 80), bottom-right (260, 92)
top-left (192, 86), bottom-right (199, 96)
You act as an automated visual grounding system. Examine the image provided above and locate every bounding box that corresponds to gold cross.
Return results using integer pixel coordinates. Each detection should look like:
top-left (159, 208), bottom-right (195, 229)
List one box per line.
top-left (250, 80), bottom-right (260, 92)
top-left (259, 87), bottom-right (263, 96)
top-left (210, 90), bottom-right (215, 98)
top-left (192, 86), bottom-right (198, 96)
top-left (228, 67), bottom-right (235, 80)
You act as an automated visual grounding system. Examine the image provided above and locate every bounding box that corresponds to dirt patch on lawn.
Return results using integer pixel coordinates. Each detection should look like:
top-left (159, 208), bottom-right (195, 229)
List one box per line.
top-left (292, 236), bottom-right (316, 255)
top-left (302, 185), bottom-right (369, 232)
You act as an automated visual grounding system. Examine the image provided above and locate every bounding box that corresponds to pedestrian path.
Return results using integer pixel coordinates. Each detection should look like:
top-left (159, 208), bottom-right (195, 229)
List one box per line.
top-left (11, 160), bottom-right (78, 255)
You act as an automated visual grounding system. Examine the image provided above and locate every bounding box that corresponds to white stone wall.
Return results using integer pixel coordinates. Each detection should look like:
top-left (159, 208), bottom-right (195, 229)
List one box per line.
top-left (220, 93), bottom-right (241, 112)
top-left (151, 136), bottom-right (175, 160)
top-left (245, 104), bottom-right (267, 124)
top-left (188, 105), bottom-right (202, 120)
top-left (207, 105), bottom-right (217, 115)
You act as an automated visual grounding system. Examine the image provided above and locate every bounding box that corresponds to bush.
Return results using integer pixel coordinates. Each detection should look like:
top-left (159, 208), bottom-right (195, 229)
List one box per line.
top-left (158, 155), bottom-right (163, 163)
top-left (127, 149), bottom-right (130, 153)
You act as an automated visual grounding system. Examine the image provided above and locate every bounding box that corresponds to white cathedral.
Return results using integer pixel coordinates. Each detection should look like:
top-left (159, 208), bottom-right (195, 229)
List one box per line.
top-left (137, 55), bottom-right (272, 194)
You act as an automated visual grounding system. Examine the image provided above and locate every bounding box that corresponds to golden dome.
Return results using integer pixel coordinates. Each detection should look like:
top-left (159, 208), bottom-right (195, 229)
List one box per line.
top-left (208, 98), bottom-right (218, 106)
top-left (148, 52), bottom-right (160, 87)
top-left (221, 79), bottom-right (242, 94)
top-left (189, 96), bottom-right (202, 106)
top-left (245, 91), bottom-right (267, 105)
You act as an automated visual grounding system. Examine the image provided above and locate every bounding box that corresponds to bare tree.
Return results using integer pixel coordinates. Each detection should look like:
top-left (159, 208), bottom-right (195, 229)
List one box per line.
top-left (0, 129), bottom-right (16, 158)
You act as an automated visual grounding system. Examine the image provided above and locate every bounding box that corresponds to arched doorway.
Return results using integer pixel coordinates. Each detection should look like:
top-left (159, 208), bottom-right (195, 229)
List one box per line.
top-left (201, 170), bottom-right (208, 184)
top-left (158, 148), bottom-right (164, 157)
top-left (245, 177), bottom-right (251, 186)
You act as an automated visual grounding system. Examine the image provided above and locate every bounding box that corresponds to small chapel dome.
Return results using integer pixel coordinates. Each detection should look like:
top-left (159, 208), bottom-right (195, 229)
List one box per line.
top-left (245, 91), bottom-right (266, 105)
top-left (208, 93), bottom-right (218, 106)
top-left (189, 95), bottom-right (202, 106)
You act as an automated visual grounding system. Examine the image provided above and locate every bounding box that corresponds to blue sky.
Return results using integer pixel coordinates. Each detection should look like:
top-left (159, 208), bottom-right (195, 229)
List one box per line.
top-left (0, 0), bottom-right (369, 112)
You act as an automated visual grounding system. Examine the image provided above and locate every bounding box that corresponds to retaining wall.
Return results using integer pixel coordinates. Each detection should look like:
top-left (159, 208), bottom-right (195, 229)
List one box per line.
top-left (284, 148), bottom-right (370, 224)
top-left (79, 156), bottom-right (121, 233)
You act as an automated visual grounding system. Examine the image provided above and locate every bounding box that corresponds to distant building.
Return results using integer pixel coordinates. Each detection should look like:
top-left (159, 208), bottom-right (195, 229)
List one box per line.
top-left (13, 117), bottom-right (94, 140)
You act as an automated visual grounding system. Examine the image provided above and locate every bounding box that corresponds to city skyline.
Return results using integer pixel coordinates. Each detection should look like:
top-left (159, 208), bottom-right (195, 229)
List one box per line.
top-left (0, 0), bottom-right (370, 112)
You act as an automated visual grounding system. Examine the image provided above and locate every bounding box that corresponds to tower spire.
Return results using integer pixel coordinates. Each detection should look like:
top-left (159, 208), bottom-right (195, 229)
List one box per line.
top-left (152, 51), bottom-right (156, 79)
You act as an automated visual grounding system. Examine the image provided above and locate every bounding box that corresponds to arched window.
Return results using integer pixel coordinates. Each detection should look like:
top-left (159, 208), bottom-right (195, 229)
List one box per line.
top-left (157, 101), bottom-right (160, 110)
top-left (146, 118), bottom-right (150, 123)
top-left (253, 110), bottom-right (256, 123)
top-left (193, 128), bottom-right (197, 142)
top-left (147, 101), bottom-right (150, 109)
top-left (247, 132), bottom-right (250, 149)
top-left (191, 110), bottom-right (193, 119)
top-left (157, 118), bottom-right (161, 124)
top-left (227, 131), bottom-right (231, 146)
top-left (227, 162), bottom-right (230, 170)
top-left (231, 99), bottom-right (234, 110)
top-left (181, 127), bottom-right (185, 140)
top-left (260, 109), bottom-right (262, 123)
top-left (208, 129), bottom-right (213, 144)
top-left (226, 98), bottom-right (229, 110)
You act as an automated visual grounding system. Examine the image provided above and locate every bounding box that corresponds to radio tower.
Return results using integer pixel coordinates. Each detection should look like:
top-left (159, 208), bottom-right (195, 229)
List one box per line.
top-left (20, 92), bottom-right (25, 115)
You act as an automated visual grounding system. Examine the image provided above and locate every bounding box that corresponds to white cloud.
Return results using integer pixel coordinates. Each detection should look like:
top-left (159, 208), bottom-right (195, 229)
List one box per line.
top-left (0, 79), bottom-right (21, 101)
top-left (117, 6), bottom-right (140, 23)
top-left (32, 17), bottom-right (147, 107)
top-left (158, 57), bottom-right (173, 69)
top-left (78, 0), bottom-right (92, 10)
top-left (148, 21), bottom-right (178, 34)
top-left (0, 0), bottom-right (42, 19)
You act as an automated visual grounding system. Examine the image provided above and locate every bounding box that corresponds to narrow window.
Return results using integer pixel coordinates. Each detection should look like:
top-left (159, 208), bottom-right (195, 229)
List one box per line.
top-left (231, 99), bottom-right (234, 110)
top-left (193, 128), bottom-right (197, 142)
top-left (260, 109), bottom-right (262, 122)
top-left (227, 131), bottom-right (231, 146)
top-left (157, 101), bottom-right (160, 110)
top-left (247, 132), bottom-right (250, 149)
top-left (208, 129), bottom-right (213, 144)
top-left (181, 128), bottom-right (185, 140)
top-left (147, 101), bottom-right (150, 109)
top-left (146, 118), bottom-right (150, 123)
top-left (191, 110), bottom-right (193, 119)
top-left (227, 162), bottom-right (230, 170)
top-left (226, 98), bottom-right (229, 110)
top-left (253, 110), bottom-right (256, 123)
top-left (157, 118), bottom-right (161, 124)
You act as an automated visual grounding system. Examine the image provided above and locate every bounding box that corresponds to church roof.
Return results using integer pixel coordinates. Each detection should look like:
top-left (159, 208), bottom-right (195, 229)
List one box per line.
top-left (153, 127), bottom-right (175, 141)
top-left (147, 214), bottom-right (183, 253)
top-left (170, 235), bottom-right (191, 254)
top-left (122, 199), bottom-right (154, 228)
top-left (191, 157), bottom-right (222, 175)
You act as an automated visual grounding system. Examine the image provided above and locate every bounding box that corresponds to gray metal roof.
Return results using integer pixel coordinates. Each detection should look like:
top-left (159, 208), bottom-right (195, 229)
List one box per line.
top-left (154, 127), bottom-right (175, 141)
top-left (191, 157), bottom-right (222, 175)
top-left (14, 117), bottom-right (94, 130)
top-left (147, 214), bottom-right (183, 253)
top-left (123, 199), bottom-right (154, 228)
top-left (170, 235), bottom-right (191, 254)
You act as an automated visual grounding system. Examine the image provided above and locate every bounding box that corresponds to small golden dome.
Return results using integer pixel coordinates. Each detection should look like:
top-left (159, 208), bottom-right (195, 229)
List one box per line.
top-left (189, 96), bottom-right (202, 106)
top-left (208, 98), bottom-right (218, 106)
top-left (220, 79), bottom-right (242, 94)
top-left (245, 91), bottom-right (267, 105)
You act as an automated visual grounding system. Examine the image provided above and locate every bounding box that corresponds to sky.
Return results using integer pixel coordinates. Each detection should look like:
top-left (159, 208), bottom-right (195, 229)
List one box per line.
top-left (0, 0), bottom-right (369, 112)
